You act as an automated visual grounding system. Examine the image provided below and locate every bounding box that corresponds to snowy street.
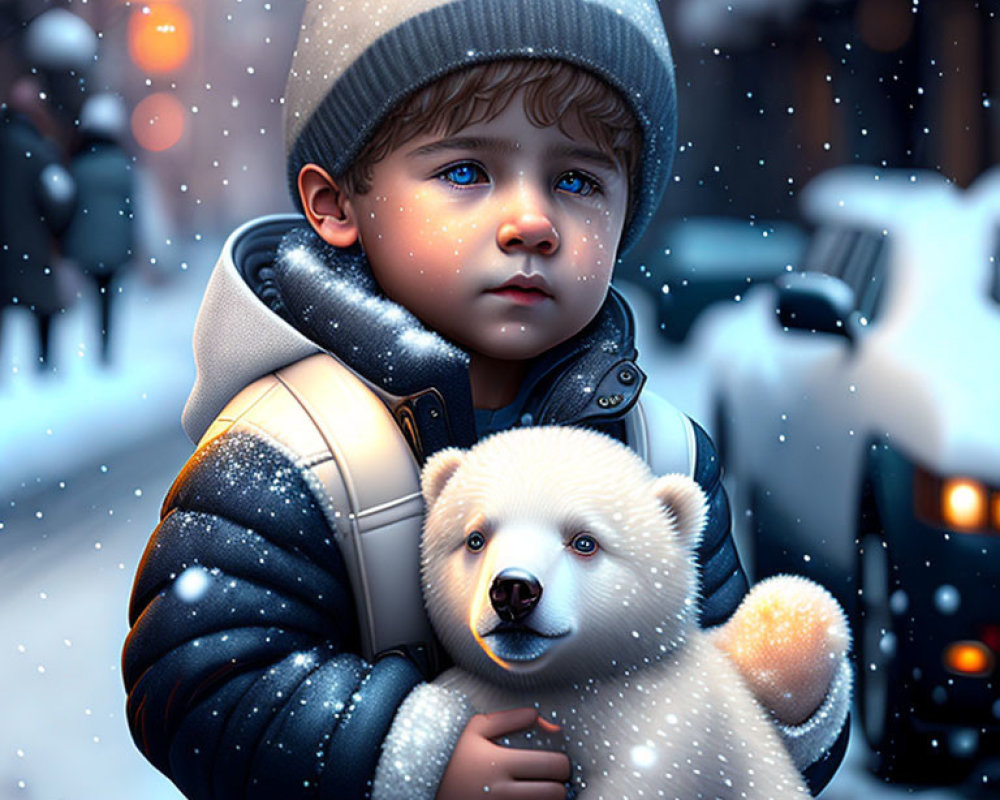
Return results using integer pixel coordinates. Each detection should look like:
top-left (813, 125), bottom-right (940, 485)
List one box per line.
top-left (0, 254), bottom-right (983, 799)
top-left (0, 248), bottom-right (212, 800)
top-left (1, 425), bottom-right (190, 800)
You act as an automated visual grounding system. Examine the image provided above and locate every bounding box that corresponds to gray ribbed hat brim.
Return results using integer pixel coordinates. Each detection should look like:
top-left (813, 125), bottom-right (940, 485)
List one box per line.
top-left (286, 0), bottom-right (676, 255)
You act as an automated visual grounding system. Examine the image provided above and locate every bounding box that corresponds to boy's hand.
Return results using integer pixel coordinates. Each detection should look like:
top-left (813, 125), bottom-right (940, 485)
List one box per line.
top-left (436, 707), bottom-right (571, 800)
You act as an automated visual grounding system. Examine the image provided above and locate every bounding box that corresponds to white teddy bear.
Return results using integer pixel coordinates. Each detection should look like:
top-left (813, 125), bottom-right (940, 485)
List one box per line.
top-left (419, 426), bottom-right (851, 800)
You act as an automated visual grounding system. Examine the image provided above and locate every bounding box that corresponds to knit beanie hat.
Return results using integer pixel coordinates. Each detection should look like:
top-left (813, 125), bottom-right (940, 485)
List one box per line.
top-left (283, 0), bottom-right (676, 255)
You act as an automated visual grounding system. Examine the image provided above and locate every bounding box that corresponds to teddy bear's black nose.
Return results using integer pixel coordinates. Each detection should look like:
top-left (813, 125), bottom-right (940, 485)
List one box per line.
top-left (490, 568), bottom-right (543, 623)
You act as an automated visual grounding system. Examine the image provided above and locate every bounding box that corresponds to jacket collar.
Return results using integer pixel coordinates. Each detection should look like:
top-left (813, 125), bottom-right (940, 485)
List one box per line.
top-left (249, 224), bottom-right (645, 460)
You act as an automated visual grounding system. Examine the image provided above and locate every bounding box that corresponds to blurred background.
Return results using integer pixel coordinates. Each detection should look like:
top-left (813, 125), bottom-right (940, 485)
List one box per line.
top-left (0, 0), bottom-right (997, 798)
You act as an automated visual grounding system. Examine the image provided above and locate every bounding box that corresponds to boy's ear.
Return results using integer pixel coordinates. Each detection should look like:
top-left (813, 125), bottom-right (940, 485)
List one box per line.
top-left (298, 164), bottom-right (361, 248)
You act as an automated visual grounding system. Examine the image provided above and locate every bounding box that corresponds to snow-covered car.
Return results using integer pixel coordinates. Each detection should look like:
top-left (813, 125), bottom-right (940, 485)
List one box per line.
top-left (692, 166), bottom-right (1000, 783)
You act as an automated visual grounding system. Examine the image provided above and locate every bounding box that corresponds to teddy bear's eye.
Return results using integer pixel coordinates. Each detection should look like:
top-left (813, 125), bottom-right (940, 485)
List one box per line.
top-left (465, 531), bottom-right (486, 552)
top-left (570, 533), bottom-right (599, 556)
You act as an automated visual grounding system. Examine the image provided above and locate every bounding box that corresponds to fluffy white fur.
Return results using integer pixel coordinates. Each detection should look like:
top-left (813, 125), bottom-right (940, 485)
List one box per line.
top-left (420, 426), bottom-right (813, 799)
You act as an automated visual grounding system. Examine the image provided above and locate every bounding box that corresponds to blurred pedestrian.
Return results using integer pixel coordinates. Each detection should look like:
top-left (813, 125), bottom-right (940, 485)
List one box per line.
top-left (63, 93), bottom-right (135, 364)
top-left (0, 75), bottom-right (76, 371)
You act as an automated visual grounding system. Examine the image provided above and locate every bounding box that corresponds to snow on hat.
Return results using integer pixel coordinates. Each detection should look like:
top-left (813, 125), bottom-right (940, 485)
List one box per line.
top-left (283, 0), bottom-right (677, 255)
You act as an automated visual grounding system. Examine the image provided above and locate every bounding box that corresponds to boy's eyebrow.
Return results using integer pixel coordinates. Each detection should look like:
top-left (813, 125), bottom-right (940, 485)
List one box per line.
top-left (407, 137), bottom-right (620, 172)
top-left (549, 144), bottom-right (620, 173)
top-left (406, 136), bottom-right (519, 158)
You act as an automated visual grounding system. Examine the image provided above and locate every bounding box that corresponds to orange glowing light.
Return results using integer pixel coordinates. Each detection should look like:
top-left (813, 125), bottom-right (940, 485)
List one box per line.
top-left (993, 493), bottom-right (1000, 531)
top-left (943, 641), bottom-right (994, 676)
top-left (536, 717), bottom-right (562, 733)
top-left (855, 0), bottom-right (914, 53)
top-left (128, 4), bottom-right (192, 74)
top-left (942, 478), bottom-right (987, 531)
top-left (131, 93), bottom-right (186, 152)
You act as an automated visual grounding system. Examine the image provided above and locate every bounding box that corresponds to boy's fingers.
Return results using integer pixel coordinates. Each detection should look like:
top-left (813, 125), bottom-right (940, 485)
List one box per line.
top-left (494, 781), bottom-right (568, 800)
top-left (475, 707), bottom-right (542, 738)
top-left (500, 748), bottom-right (571, 782)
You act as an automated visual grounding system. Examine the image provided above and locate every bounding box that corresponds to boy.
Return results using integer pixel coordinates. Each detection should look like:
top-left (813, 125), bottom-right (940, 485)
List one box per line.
top-left (122, 2), bottom-right (850, 798)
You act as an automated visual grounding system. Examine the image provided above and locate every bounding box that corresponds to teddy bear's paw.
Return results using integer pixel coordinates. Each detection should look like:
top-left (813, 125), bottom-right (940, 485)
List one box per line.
top-left (715, 574), bottom-right (850, 726)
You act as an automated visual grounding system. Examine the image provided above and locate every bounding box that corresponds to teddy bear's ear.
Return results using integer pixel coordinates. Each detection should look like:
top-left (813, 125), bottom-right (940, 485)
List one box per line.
top-left (421, 447), bottom-right (466, 506)
top-left (652, 474), bottom-right (708, 550)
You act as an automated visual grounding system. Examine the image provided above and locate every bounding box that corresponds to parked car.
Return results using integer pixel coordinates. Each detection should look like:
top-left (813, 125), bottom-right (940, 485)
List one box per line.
top-left (692, 166), bottom-right (1000, 783)
top-left (619, 216), bottom-right (806, 343)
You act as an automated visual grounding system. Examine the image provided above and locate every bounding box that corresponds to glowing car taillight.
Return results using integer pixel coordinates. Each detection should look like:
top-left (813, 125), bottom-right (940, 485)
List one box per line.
top-left (941, 479), bottom-right (988, 530)
top-left (943, 641), bottom-right (994, 677)
top-left (914, 467), bottom-right (1000, 534)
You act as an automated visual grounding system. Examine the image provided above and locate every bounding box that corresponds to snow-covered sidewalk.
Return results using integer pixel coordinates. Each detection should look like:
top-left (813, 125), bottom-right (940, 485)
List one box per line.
top-left (0, 247), bottom-right (217, 500)
top-left (0, 245), bottom-right (221, 799)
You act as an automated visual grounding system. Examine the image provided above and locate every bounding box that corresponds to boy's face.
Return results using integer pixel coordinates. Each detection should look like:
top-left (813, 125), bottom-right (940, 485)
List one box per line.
top-left (346, 91), bottom-right (630, 362)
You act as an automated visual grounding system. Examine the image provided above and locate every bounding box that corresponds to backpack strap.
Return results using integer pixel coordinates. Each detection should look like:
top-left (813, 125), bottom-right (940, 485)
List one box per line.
top-left (202, 352), bottom-right (440, 675)
top-left (623, 389), bottom-right (697, 478)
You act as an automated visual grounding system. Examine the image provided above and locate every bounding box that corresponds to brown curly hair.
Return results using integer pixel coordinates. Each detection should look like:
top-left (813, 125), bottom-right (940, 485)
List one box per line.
top-left (337, 59), bottom-right (640, 200)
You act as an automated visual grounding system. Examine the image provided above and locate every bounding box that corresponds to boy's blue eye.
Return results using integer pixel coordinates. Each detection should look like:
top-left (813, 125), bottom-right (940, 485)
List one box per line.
top-left (439, 163), bottom-right (487, 187)
top-left (556, 171), bottom-right (599, 196)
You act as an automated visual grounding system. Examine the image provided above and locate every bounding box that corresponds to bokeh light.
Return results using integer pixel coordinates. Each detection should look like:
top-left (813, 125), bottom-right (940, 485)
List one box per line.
top-left (128, 3), bottom-right (193, 74)
top-left (131, 92), bottom-right (187, 152)
top-left (941, 478), bottom-right (987, 531)
top-left (943, 641), bottom-right (994, 677)
top-left (855, 0), bottom-right (914, 54)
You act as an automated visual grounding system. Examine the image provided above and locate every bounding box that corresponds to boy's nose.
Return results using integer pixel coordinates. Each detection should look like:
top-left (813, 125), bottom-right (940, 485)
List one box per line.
top-left (497, 213), bottom-right (560, 256)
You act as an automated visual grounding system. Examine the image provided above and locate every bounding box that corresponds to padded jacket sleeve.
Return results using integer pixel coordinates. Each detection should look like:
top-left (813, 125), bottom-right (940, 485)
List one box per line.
top-left (122, 430), bottom-right (424, 800)
top-left (690, 420), bottom-right (750, 629)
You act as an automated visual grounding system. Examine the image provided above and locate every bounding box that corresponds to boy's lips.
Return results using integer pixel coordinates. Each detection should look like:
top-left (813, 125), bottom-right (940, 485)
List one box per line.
top-left (485, 274), bottom-right (554, 306)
